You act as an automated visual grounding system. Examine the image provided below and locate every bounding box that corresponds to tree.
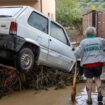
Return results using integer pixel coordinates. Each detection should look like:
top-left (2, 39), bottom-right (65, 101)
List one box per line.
top-left (56, 0), bottom-right (82, 28)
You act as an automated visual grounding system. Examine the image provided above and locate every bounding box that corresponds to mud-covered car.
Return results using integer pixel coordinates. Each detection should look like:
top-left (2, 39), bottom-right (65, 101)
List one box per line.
top-left (0, 6), bottom-right (76, 73)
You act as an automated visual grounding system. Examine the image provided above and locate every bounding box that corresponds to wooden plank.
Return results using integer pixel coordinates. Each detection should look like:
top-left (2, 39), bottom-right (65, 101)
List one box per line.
top-left (82, 12), bottom-right (92, 35)
top-left (0, 64), bottom-right (16, 70)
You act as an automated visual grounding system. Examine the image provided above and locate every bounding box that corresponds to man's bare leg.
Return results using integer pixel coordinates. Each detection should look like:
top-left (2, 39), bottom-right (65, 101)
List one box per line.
top-left (86, 78), bottom-right (93, 104)
top-left (95, 77), bottom-right (101, 90)
top-left (95, 77), bottom-right (103, 105)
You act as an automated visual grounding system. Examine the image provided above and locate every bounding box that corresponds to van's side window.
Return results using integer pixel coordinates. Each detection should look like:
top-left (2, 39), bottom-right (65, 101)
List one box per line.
top-left (28, 11), bottom-right (48, 34)
top-left (50, 22), bottom-right (68, 45)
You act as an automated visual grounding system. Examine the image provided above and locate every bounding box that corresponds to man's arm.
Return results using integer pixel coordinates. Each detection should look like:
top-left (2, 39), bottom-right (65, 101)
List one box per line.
top-left (100, 38), bottom-right (105, 51)
top-left (74, 45), bottom-right (83, 59)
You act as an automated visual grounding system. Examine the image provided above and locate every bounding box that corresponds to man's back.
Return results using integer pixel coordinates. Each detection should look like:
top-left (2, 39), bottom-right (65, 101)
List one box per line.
top-left (76, 26), bottom-right (104, 105)
top-left (79, 37), bottom-right (105, 66)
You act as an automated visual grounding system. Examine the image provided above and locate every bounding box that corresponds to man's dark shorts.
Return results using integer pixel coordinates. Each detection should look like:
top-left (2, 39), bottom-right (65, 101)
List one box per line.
top-left (84, 67), bottom-right (102, 78)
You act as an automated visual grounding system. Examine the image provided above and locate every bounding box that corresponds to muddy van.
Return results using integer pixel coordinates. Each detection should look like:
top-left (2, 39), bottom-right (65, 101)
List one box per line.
top-left (0, 6), bottom-right (76, 73)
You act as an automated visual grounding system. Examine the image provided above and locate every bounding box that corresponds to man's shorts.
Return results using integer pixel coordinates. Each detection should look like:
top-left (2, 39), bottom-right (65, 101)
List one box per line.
top-left (84, 67), bottom-right (102, 78)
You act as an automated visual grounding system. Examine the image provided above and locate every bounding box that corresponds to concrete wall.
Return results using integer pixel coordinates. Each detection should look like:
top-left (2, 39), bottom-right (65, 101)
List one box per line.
top-left (0, 0), bottom-right (56, 20)
top-left (0, 1), bottom-right (40, 11)
top-left (42, 0), bottom-right (55, 20)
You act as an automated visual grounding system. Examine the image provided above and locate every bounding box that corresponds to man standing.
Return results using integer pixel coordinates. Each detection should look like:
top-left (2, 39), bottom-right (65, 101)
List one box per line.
top-left (75, 26), bottom-right (105, 105)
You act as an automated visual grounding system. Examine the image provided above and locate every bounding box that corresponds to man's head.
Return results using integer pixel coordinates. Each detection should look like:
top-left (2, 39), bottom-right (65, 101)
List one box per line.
top-left (85, 26), bottom-right (96, 37)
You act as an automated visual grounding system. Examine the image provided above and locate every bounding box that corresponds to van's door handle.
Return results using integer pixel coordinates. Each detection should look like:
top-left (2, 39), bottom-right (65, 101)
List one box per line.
top-left (49, 39), bottom-right (52, 41)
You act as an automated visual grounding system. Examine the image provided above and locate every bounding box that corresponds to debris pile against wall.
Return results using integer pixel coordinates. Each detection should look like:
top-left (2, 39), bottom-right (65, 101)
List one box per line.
top-left (0, 64), bottom-right (77, 98)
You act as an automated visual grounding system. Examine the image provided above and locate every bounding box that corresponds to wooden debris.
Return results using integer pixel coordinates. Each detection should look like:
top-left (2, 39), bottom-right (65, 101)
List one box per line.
top-left (0, 64), bottom-right (76, 98)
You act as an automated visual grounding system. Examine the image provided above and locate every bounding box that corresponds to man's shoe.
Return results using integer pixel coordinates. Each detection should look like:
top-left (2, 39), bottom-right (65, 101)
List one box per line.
top-left (87, 99), bottom-right (92, 105)
top-left (98, 94), bottom-right (103, 105)
top-left (98, 102), bottom-right (103, 105)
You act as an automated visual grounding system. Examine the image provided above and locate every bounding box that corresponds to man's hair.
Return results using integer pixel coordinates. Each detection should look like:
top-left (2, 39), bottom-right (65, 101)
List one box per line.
top-left (85, 26), bottom-right (96, 36)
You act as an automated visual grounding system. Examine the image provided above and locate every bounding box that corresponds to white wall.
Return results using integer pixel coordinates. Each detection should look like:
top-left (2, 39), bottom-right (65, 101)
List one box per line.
top-left (42, 0), bottom-right (56, 20)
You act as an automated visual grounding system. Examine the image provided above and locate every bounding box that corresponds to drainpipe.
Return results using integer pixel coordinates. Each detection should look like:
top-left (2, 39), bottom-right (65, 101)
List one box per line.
top-left (40, 0), bottom-right (43, 12)
top-left (92, 10), bottom-right (96, 27)
top-left (92, 6), bottom-right (97, 36)
top-left (92, 6), bottom-right (96, 27)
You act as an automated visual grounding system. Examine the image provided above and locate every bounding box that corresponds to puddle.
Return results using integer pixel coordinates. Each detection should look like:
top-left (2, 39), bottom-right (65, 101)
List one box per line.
top-left (75, 87), bottom-right (105, 105)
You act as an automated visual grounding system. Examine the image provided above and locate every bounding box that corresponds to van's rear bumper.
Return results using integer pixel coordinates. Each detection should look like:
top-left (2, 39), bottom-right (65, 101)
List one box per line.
top-left (0, 34), bottom-right (25, 52)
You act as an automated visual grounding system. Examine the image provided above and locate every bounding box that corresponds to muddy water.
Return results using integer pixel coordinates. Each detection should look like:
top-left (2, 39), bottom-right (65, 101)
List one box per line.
top-left (76, 87), bottom-right (105, 105)
top-left (0, 83), bottom-right (104, 105)
top-left (0, 83), bottom-right (84, 105)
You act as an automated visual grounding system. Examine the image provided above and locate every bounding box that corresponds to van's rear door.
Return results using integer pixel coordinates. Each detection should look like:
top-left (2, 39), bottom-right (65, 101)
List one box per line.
top-left (0, 6), bottom-right (24, 35)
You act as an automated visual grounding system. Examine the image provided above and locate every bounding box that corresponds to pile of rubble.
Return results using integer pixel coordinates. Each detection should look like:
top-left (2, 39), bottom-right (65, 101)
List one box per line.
top-left (0, 64), bottom-right (77, 98)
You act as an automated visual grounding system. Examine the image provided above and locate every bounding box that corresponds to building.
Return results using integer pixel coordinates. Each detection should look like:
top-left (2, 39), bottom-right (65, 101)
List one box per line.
top-left (0, 0), bottom-right (56, 20)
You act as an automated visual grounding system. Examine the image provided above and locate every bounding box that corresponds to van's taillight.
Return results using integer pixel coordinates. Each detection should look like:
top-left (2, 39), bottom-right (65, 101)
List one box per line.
top-left (9, 22), bottom-right (17, 35)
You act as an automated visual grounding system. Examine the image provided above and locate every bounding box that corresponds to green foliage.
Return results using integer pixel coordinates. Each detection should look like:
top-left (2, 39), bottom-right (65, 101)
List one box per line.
top-left (81, 1), bottom-right (105, 11)
top-left (56, 0), bottom-right (105, 28)
top-left (56, 0), bottom-right (82, 28)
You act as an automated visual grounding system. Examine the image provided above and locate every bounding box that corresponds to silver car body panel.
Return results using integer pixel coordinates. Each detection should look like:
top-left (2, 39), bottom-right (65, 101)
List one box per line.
top-left (0, 6), bottom-right (76, 72)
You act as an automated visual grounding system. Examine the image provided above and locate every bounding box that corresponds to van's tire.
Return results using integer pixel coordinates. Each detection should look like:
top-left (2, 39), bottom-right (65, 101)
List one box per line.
top-left (16, 47), bottom-right (35, 73)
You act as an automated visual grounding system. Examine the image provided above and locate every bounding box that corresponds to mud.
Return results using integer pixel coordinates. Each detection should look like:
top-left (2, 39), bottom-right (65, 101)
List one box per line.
top-left (0, 83), bottom-right (84, 105)
top-left (76, 87), bottom-right (105, 105)
top-left (0, 83), bottom-right (105, 105)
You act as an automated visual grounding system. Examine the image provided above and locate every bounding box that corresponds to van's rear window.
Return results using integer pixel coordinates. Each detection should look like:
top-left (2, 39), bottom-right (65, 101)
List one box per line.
top-left (0, 7), bottom-right (22, 17)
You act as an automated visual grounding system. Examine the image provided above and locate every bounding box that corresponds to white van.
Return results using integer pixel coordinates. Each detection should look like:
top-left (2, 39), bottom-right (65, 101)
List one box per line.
top-left (0, 6), bottom-right (76, 72)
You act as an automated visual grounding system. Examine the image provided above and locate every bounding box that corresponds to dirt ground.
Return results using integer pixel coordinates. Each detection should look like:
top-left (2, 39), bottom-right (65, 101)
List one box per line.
top-left (0, 83), bottom-right (85, 105)
top-left (1, 82), bottom-right (105, 105)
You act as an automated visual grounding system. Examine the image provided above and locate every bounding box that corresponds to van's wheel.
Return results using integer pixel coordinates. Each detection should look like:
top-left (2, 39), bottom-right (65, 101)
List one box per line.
top-left (16, 47), bottom-right (35, 73)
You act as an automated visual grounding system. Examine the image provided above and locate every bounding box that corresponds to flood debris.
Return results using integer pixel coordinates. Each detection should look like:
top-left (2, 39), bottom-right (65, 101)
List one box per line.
top-left (0, 64), bottom-right (80, 98)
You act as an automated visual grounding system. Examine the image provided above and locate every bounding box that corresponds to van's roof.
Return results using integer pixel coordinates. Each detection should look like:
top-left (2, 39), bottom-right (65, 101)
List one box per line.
top-left (0, 5), bottom-right (64, 28)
